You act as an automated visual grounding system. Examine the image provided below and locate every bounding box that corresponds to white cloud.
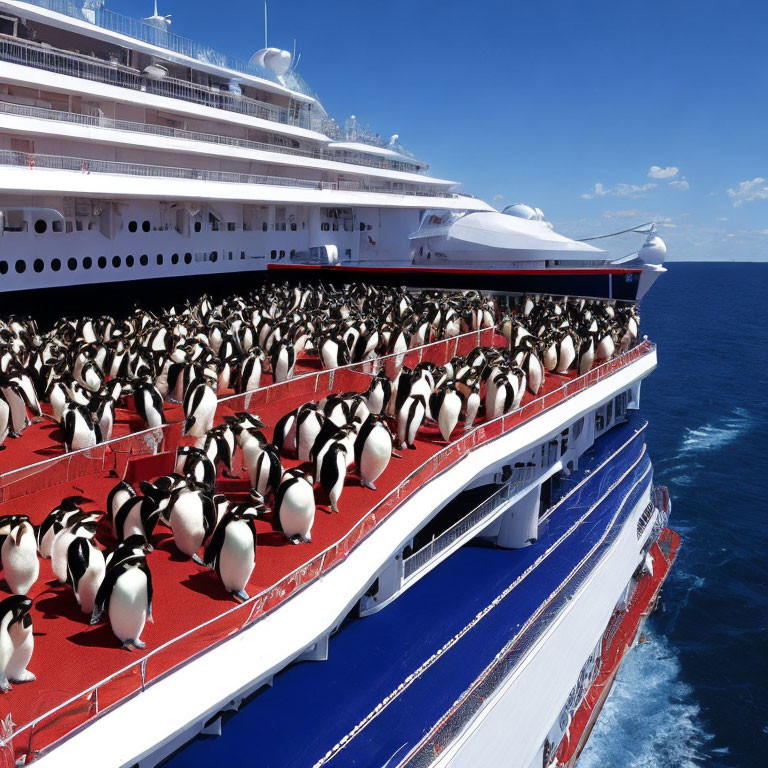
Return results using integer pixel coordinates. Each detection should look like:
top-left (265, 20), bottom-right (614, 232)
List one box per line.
top-left (602, 209), bottom-right (648, 219)
top-left (492, 193), bottom-right (504, 202)
top-left (582, 182), bottom-right (656, 200)
top-left (648, 165), bottom-right (679, 179)
top-left (727, 177), bottom-right (768, 206)
top-left (668, 179), bottom-right (690, 191)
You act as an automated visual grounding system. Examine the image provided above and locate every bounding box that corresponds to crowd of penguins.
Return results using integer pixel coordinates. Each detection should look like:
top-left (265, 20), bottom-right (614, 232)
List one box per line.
top-left (0, 282), bottom-right (498, 453)
top-left (0, 288), bottom-right (640, 690)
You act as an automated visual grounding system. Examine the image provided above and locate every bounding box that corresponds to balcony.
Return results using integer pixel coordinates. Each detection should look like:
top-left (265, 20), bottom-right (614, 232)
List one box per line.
top-left (0, 148), bottom-right (453, 197)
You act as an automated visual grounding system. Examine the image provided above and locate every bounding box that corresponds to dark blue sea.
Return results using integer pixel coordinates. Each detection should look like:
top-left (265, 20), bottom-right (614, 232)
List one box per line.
top-left (168, 263), bottom-right (768, 767)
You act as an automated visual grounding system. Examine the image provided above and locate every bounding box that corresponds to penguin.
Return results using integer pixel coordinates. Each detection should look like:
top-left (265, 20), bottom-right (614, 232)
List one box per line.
top-left (0, 376), bottom-right (31, 437)
top-left (112, 493), bottom-right (163, 546)
top-left (0, 595), bottom-right (35, 691)
top-left (364, 373), bottom-right (391, 416)
top-left (270, 340), bottom-right (296, 383)
top-left (36, 495), bottom-right (91, 558)
top-left (0, 392), bottom-right (10, 449)
top-left (462, 380), bottom-right (481, 431)
top-left (319, 336), bottom-right (349, 370)
top-left (90, 395), bottom-right (115, 442)
top-left (51, 514), bottom-right (99, 584)
top-left (91, 553), bottom-right (153, 650)
top-left (174, 445), bottom-right (217, 490)
top-left (577, 334), bottom-right (596, 376)
top-left (321, 394), bottom-right (350, 428)
top-left (555, 332), bottom-right (577, 374)
top-left (0, 517), bottom-right (38, 595)
top-left (235, 348), bottom-right (265, 393)
top-left (485, 374), bottom-right (514, 421)
top-left (354, 414), bottom-right (393, 491)
top-left (63, 403), bottom-right (101, 452)
top-left (134, 378), bottom-right (165, 429)
top-left (107, 480), bottom-right (136, 522)
top-left (296, 405), bottom-right (325, 462)
top-left (397, 393), bottom-right (426, 450)
top-left (183, 380), bottom-right (217, 438)
top-left (273, 470), bottom-right (315, 543)
top-left (167, 484), bottom-right (217, 561)
top-left (66, 537), bottom-right (106, 615)
top-left (203, 507), bottom-right (258, 602)
top-left (430, 383), bottom-right (463, 442)
top-left (318, 441), bottom-right (347, 513)
top-left (273, 408), bottom-right (299, 457)
top-left (195, 424), bottom-right (236, 478)
top-left (253, 443), bottom-right (282, 496)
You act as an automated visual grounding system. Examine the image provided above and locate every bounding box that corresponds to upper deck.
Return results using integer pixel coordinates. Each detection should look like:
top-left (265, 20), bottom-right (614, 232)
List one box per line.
top-left (0, 330), bottom-right (656, 765)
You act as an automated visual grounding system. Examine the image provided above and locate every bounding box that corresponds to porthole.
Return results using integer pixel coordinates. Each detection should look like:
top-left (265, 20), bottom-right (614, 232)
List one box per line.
top-left (83, 257), bottom-right (92, 270)
top-left (67, 257), bottom-right (77, 271)
top-left (15, 260), bottom-right (26, 274)
top-left (262, 222), bottom-right (268, 232)
top-left (270, 250), bottom-right (277, 260)
top-left (128, 220), bottom-right (138, 233)
top-left (194, 221), bottom-right (202, 233)
top-left (156, 254), bottom-right (163, 265)
top-left (171, 253), bottom-right (179, 265)
top-left (34, 219), bottom-right (47, 234)
top-left (112, 255), bottom-right (121, 268)
top-left (184, 252), bottom-right (192, 264)
top-left (142, 220), bottom-right (150, 233)
top-left (359, 222), bottom-right (365, 231)
top-left (33, 259), bottom-right (44, 273)
top-left (140, 254), bottom-right (148, 266)
top-left (290, 223), bottom-right (297, 231)
top-left (126, 255), bottom-right (134, 267)
top-left (210, 251), bottom-right (218, 263)
top-left (290, 249), bottom-right (296, 258)
top-left (0, 261), bottom-right (7, 275)
top-left (51, 258), bottom-right (61, 272)
top-left (98, 256), bottom-right (107, 269)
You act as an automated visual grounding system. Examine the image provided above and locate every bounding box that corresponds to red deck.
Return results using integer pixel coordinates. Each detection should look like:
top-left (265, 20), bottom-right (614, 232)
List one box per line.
top-left (0, 337), bottom-right (654, 764)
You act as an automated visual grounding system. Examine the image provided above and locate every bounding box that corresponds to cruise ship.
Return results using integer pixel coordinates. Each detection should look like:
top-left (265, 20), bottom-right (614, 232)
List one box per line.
top-left (0, 2), bottom-right (677, 767)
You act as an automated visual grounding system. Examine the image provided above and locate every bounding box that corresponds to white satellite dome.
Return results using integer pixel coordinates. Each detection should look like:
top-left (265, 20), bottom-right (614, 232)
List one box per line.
top-left (638, 234), bottom-right (667, 264)
top-left (250, 48), bottom-right (292, 76)
top-left (502, 203), bottom-right (538, 220)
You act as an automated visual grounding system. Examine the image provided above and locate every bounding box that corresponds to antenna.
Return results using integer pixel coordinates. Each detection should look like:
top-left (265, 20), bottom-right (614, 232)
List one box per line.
top-left (264, 1), bottom-right (268, 49)
top-left (153, 0), bottom-right (158, 15)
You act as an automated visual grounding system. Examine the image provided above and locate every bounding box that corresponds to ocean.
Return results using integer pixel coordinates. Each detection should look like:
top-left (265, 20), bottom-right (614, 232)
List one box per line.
top-left (168, 262), bottom-right (767, 767)
top-left (579, 262), bottom-right (768, 767)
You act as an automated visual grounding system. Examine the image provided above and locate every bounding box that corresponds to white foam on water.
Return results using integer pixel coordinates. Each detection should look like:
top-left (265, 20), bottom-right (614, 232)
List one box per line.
top-left (676, 408), bottom-right (751, 457)
top-left (577, 635), bottom-right (712, 768)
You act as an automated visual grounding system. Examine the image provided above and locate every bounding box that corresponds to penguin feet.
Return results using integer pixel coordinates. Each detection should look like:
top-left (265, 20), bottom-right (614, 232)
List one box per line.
top-left (192, 553), bottom-right (206, 566)
top-left (330, 503), bottom-right (340, 514)
top-left (123, 638), bottom-right (146, 651)
top-left (362, 480), bottom-right (377, 491)
top-left (392, 451), bottom-right (403, 460)
top-left (289, 535), bottom-right (302, 545)
top-left (407, 444), bottom-right (417, 450)
top-left (233, 589), bottom-right (250, 603)
top-left (10, 669), bottom-right (35, 684)
top-left (302, 535), bottom-right (312, 544)
top-left (0, 678), bottom-right (11, 693)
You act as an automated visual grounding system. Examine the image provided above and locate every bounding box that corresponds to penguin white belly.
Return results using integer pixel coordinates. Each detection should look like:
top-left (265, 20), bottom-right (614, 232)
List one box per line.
top-left (359, 428), bottom-right (391, 488)
top-left (50, 388), bottom-right (67, 424)
top-left (219, 522), bottom-right (254, 593)
top-left (464, 392), bottom-right (480, 430)
top-left (366, 386), bottom-right (385, 415)
top-left (52, 530), bottom-right (77, 583)
top-left (527, 355), bottom-right (544, 394)
top-left (171, 500), bottom-right (207, 557)
top-left (279, 484), bottom-right (315, 540)
top-left (437, 392), bottom-right (462, 441)
top-left (187, 387), bottom-right (216, 438)
top-left (109, 568), bottom-right (148, 644)
top-left (1, 534), bottom-right (39, 595)
top-left (142, 391), bottom-right (163, 428)
top-left (556, 337), bottom-right (576, 374)
top-left (242, 439), bottom-right (264, 489)
top-left (77, 554), bottom-right (106, 614)
top-left (543, 344), bottom-right (558, 372)
top-left (6, 621), bottom-right (34, 683)
top-left (298, 417), bottom-right (323, 462)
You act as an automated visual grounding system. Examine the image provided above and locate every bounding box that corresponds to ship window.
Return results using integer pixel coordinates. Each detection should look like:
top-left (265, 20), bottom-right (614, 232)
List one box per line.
top-left (573, 417), bottom-right (584, 440)
top-left (172, 253), bottom-right (179, 265)
top-left (75, 220), bottom-right (84, 232)
top-left (0, 261), bottom-right (7, 274)
top-left (227, 222), bottom-right (236, 231)
top-left (240, 251), bottom-right (246, 259)
top-left (262, 222), bottom-right (268, 231)
top-left (34, 219), bottom-right (47, 234)
top-left (290, 249), bottom-right (296, 258)
top-left (33, 259), bottom-right (44, 273)
top-left (184, 252), bottom-right (192, 264)
top-left (210, 251), bottom-right (218, 263)
top-left (279, 250), bottom-right (285, 259)
top-left (140, 254), bottom-right (148, 266)
top-left (290, 222), bottom-right (297, 231)
top-left (345, 249), bottom-right (352, 258)
top-left (15, 260), bottom-right (26, 273)
top-left (142, 220), bottom-right (151, 233)
top-left (332, 222), bottom-right (338, 231)
top-left (67, 258), bottom-right (77, 271)
top-left (359, 222), bottom-right (365, 231)
top-left (607, 401), bottom-right (613, 424)
top-left (51, 258), bottom-right (61, 272)
top-left (112, 256), bottom-right (121, 268)
top-left (156, 254), bottom-right (163, 265)
top-left (98, 256), bottom-right (107, 269)
top-left (66, 221), bottom-right (73, 233)
top-left (52, 220), bottom-right (64, 233)
top-left (83, 257), bottom-right (92, 270)
top-left (321, 223), bottom-right (330, 232)
top-left (126, 255), bottom-right (134, 267)
top-left (194, 221), bottom-right (202, 233)
top-left (128, 220), bottom-right (138, 233)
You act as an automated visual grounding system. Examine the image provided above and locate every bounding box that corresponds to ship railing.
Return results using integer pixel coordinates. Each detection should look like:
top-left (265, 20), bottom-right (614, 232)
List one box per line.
top-left (0, 98), bottom-right (427, 175)
top-left (0, 147), bottom-right (451, 197)
top-left (7, 0), bottom-right (317, 98)
top-left (402, 465), bottom-right (539, 579)
top-left (0, 35), bottom-right (311, 130)
top-left (0, 339), bottom-right (655, 762)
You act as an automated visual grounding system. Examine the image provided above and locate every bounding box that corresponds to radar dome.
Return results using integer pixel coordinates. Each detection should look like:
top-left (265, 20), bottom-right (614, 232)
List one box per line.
top-left (638, 234), bottom-right (667, 264)
top-left (502, 203), bottom-right (538, 220)
top-left (250, 48), bottom-right (292, 76)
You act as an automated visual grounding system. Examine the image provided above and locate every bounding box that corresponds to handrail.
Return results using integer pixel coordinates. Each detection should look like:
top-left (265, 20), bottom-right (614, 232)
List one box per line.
top-left (7, 0), bottom-right (316, 98)
top-left (402, 465), bottom-right (538, 579)
top-left (0, 149), bottom-right (451, 197)
top-left (1, 340), bottom-right (655, 760)
top-left (0, 99), bottom-right (427, 175)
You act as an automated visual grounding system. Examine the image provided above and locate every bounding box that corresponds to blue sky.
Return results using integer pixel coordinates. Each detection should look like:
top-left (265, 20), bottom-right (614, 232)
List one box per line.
top-left (111, 0), bottom-right (767, 260)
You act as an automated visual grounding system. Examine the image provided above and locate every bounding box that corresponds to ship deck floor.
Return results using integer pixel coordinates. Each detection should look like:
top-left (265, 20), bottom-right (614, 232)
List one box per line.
top-left (166, 418), bottom-right (650, 768)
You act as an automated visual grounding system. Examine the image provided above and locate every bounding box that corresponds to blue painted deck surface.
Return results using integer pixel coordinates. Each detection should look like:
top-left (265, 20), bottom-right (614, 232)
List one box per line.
top-left (166, 415), bottom-right (651, 768)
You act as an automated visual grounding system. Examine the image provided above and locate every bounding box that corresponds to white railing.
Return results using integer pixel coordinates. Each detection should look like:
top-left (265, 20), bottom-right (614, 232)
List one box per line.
top-left (0, 148), bottom-right (452, 197)
top-left (403, 466), bottom-right (538, 579)
top-left (11, 0), bottom-right (317, 98)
